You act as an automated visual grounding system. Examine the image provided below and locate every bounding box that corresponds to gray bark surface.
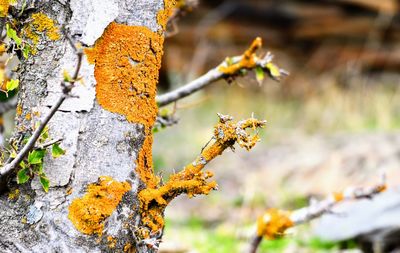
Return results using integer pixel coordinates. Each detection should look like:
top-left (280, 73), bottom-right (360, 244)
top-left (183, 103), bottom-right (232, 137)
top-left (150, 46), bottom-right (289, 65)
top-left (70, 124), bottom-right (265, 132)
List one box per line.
top-left (0, 0), bottom-right (163, 252)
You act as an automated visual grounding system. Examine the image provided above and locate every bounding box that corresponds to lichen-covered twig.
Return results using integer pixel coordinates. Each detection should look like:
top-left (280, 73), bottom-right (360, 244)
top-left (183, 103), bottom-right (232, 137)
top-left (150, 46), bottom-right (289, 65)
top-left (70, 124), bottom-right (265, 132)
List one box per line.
top-left (156, 37), bottom-right (288, 107)
top-left (139, 113), bottom-right (266, 232)
top-left (0, 33), bottom-right (83, 185)
top-left (249, 175), bottom-right (387, 253)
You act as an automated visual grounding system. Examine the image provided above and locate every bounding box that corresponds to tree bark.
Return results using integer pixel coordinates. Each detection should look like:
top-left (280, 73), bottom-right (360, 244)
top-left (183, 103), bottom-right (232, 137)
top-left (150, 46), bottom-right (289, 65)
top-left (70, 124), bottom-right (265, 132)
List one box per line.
top-left (0, 0), bottom-right (166, 252)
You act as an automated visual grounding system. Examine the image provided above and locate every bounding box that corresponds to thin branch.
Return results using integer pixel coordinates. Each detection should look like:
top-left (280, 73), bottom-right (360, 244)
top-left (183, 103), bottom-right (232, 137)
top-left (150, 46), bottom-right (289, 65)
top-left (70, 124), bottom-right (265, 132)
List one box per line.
top-left (0, 35), bottom-right (83, 183)
top-left (34, 138), bottom-right (63, 150)
top-left (156, 37), bottom-right (288, 107)
top-left (249, 175), bottom-right (387, 253)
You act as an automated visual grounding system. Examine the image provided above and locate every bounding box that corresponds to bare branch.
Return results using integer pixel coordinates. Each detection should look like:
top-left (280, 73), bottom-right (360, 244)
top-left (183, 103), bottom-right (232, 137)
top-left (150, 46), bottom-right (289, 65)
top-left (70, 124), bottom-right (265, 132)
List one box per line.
top-left (34, 138), bottom-right (63, 150)
top-left (156, 37), bottom-right (288, 107)
top-left (249, 175), bottom-right (387, 253)
top-left (0, 35), bottom-right (83, 185)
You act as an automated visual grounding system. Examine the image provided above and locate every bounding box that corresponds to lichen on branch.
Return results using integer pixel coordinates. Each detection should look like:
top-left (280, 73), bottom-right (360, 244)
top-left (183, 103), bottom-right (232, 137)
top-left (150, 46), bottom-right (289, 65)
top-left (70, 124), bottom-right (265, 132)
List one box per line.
top-left (139, 114), bottom-right (266, 232)
top-left (250, 177), bottom-right (387, 253)
top-left (219, 37), bottom-right (262, 75)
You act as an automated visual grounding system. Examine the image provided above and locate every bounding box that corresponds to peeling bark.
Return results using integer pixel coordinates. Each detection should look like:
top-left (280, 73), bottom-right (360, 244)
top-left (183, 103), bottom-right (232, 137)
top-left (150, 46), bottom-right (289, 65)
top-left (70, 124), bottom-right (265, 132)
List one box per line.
top-left (0, 0), bottom-right (164, 252)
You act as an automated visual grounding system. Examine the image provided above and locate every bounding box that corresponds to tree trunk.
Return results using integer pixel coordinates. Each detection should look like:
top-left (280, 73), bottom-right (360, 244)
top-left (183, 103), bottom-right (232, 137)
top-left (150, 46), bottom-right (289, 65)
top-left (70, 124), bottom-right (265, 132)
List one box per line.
top-left (0, 0), bottom-right (170, 252)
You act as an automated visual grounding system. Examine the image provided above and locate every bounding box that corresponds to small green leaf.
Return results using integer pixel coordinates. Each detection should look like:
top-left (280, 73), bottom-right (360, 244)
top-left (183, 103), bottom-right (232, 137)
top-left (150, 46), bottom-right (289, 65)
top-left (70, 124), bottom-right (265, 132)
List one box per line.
top-left (265, 62), bottom-right (281, 81)
top-left (255, 66), bottom-right (265, 85)
top-left (51, 143), bottom-right (65, 158)
top-left (225, 57), bottom-right (233, 66)
top-left (36, 162), bottom-right (44, 174)
top-left (63, 70), bottom-right (73, 82)
top-left (19, 160), bottom-right (26, 169)
top-left (17, 168), bottom-right (30, 184)
top-left (22, 44), bottom-right (31, 59)
top-left (40, 126), bottom-right (49, 141)
top-left (6, 79), bottom-right (19, 92)
top-left (28, 150), bottom-right (45, 165)
top-left (6, 24), bottom-right (22, 46)
top-left (39, 175), bottom-right (50, 193)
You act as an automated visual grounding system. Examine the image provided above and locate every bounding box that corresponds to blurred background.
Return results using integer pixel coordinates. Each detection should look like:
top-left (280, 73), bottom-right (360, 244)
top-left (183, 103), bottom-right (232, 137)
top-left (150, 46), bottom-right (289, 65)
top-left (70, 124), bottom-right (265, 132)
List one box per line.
top-left (154, 0), bottom-right (400, 252)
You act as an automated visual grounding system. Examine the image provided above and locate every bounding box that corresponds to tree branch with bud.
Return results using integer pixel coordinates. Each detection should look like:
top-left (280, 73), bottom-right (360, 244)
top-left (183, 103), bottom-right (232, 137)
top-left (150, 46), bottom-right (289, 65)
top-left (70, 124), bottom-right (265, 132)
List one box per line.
top-left (0, 32), bottom-right (83, 190)
top-left (156, 37), bottom-right (288, 107)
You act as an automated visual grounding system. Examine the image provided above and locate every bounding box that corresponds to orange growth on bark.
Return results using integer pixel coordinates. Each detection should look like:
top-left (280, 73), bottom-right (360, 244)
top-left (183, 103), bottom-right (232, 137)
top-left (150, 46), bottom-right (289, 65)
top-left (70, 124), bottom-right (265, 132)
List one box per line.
top-left (68, 176), bottom-right (131, 235)
top-left (219, 37), bottom-right (263, 75)
top-left (256, 208), bottom-right (294, 239)
top-left (23, 13), bottom-right (60, 54)
top-left (85, 22), bottom-right (165, 189)
top-left (157, 0), bottom-right (177, 30)
top-left (0, 0), bottom-right (11, 17)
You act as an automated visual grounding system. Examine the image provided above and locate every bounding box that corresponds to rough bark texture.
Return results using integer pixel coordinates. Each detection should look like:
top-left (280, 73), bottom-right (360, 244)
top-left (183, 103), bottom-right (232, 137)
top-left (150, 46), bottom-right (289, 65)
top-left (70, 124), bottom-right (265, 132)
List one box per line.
top-left (0, 0), bottom-right (164, 252)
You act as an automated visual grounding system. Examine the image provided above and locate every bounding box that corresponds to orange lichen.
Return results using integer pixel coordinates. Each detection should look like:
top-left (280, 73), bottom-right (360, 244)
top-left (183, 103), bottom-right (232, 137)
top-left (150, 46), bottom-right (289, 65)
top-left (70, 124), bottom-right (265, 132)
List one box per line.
top-left (16, 103), bottom-right (22, 116)
top-left (0, 43), bottom-right (6, 54)
top-left (68, 176), bottom-right (131, 235)
top-left (0, 0), bottom-right (12, 17)
top-left (107, 236), bottom-right (117, 248)
top-left (85, 22), bottom-right (164, 189)
top-left (157, 0), bottom-right (177, 30)
top-left (66, 187), bottom-right (73, 195)
top-left (333, 191), bottom-right (344, 202)
top-left (25, 112), bottom-right (31, 121)
top-left (219, 37), bottom-right (262, 75)
top-left (138, 115), bottom-right (266, 231)
top-left (23, 12), bottom-right (60, 54)
top-left (123, 243), bottom-right (132, 252)
top-left (257, 208), bottom-right (294, 239)
top-left (377, 184), bottom-right (387, 193)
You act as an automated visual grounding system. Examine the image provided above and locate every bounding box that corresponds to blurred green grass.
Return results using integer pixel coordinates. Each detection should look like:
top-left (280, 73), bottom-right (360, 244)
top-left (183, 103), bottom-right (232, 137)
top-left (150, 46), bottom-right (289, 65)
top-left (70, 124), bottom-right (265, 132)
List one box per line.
top-left (163, 216), bottom-right (354, 253)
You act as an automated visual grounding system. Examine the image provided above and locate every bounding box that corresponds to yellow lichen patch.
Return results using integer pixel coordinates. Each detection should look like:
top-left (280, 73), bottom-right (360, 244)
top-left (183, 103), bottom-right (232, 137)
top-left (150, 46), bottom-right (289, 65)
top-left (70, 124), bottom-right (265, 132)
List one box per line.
top-left (257, 208), bottom-right (294, 239)
top-left (219, 37), bottom-right (262, 75)
top-left (16, 103), bottom-right (22, 116)
top-left (107, 236), bottom-right (117, 249)
top-left (123, 243), bottom-right (132, 252)
top-left (0, 43), bottom-right (6, 55)
top-left (0, 0), bottom-right (14, 17)
top-left (68, 176), bottom-right (131, 235)
top-left (157, 0), bottom-right (177, 30)
top-left (85, 22), bottom-right (165, 189)
top-left (25, 112), bottom-right (32, 121)
top-left (23, 12), bottom-right (60, 53)
top-left (8, 188), bottom-right (20, 201)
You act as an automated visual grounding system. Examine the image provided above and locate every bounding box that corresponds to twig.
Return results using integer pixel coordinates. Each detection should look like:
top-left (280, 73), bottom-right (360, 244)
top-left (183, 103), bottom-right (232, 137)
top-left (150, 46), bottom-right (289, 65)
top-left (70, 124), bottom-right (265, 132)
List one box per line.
top-left (248, 175), bottom-right (387, 253)
top-left (34, 138), bottom-right (63, 150)
top-left (0, 33), bottom-right (83, 183)
top-left (156, 38), bottom-right (288, 107)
